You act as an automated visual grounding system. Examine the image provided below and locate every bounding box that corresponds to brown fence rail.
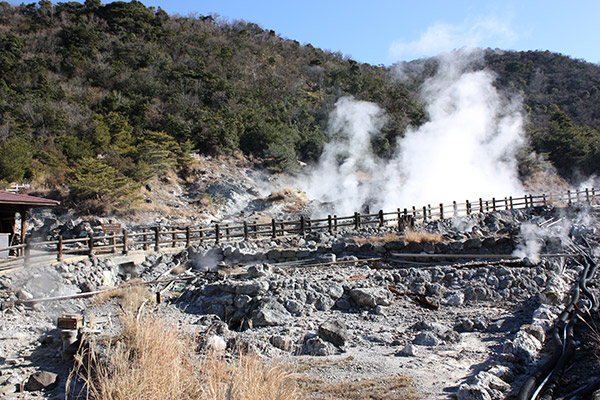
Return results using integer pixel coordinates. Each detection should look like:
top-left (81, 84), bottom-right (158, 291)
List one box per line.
top-left (1, 188), bottom-right (598, 267)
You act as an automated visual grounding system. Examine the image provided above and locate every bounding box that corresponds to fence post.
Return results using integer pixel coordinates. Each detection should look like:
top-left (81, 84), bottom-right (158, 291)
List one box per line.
top-left (479, 198), bottom-right (483, 213)
top-left (215, 224), bottom-right (220, 244)
top-left (567, 190), bottom-right (572, 206)
top-left (397, 209), bottom-right (402, 230)
top-left (24, 236), bottom-right (31, 265)
top-left (199, 229), bottom-right (204, 244)
top-left (354, 212), bottom-right (360, 229)
top-left (586, 188), bottom-right (590, 204)
top-left (439, 204), bottom-right (444, 220)
top-left (543, 194), bottom-right (547, 207)
top-left (491, 198), bottom-right (496, 211)
top-left (300, 216), bottom-right (305, 236)
top-left (412, 206), bottom-right (416, 218)
top-left (504, 197), bottom-right (508, 210)
top-left (186, 227), bottom-right (191, 247)
top-left (509, 196), bottom-right (513, 209)
top-left (57, 235), bottom-right (63, 262)
top-left (271, 219), bottom-right (277, 238)
top-left (378, 210), bottom-right (384, 226)
top-left (88, 232), bottom-right (94, 258)
top-left (143, 229), bottom-right (148, 251)
top-left (172, 229), bottom-right (177, 248)
top-left (225, 224), bottom-right (230, 240)
top-left (466, 200), bottom-right (471, 215)
top-left (422, 206), bottom-right (427, 222)
top-left (328, 215), bottom-right (333, 233)
top-left (453, 201), bottom-right (457, 217)
top-left (243, 222), bottom-right (248, 241)
top-left (334, 215), bottom-right (338, 231)
top-left (122, 229), bottom-right (128, 255)
top-left (530, 194), bottom-right (534, 207)
top-left (154, 227), bottom-right (160, 252)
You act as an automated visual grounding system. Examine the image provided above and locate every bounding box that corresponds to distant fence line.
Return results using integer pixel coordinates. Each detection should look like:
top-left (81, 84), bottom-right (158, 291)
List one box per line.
top-left (1, 187), bottom-right (598, 267)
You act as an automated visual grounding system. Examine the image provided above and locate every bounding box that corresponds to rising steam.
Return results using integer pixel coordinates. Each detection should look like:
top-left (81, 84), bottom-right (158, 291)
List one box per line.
top-left (300, 49), bottom-right (526, 216)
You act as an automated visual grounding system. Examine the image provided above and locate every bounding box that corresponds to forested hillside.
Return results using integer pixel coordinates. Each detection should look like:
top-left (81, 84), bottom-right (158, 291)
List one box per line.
top-left (0, 0), bottom-right (599, 213)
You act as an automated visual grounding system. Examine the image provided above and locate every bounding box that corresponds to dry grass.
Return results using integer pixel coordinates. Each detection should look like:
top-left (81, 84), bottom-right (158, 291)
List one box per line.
top-left (401, 230), bottom-right (443, 244)
top-left (296, 375), bottom-right (416, 400)
top-left (351, 230), bottom-right (443, 245)
top-left (91, 280), bottom-right (152, 312)
top-left (69, 288), bottom-right (298, 400)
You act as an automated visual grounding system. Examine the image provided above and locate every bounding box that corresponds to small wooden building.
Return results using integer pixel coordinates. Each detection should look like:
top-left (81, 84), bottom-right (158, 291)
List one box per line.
top-left (0, 190), bottom-right (60, 249)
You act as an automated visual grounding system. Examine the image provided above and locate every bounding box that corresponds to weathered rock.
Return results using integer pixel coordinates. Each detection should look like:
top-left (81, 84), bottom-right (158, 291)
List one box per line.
top-left (271, 335), bottom-right (293, 352)
top-left (251, 302), bottom-right (291, 327)
top-left (247, 264), bottom-right (271, 278)
top-left (25, 371), bottom-right (59, 391)
top-left (504, 330), bottom-right (542, 363)
top-left (397, 344), bottom-right (418, 356)
top-left (349, 287), bottom-right (392, 308)
top-left (206, 335), bottom-right (227, 352)
top-left (413, 331), bottom-right (441, 346)
top-left (235, 280), bottom-right (269, 296)
top-left (302, 336), bottom-right (336, 356)
top-left (457, 383), bottom-right (492, 400)
top-left (318, 319), bottom-right (347, 346)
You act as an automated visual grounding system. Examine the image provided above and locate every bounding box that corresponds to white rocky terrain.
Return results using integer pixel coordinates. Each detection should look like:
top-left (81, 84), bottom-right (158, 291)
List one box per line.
top-left (1, 156), bottom-right (599, 400)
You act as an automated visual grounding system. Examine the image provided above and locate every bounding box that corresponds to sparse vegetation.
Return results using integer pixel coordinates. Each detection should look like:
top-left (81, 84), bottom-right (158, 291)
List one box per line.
top-left (401, 229), bottom-right (443, 244)
top-left (70, 289), bottom-right (298, 400)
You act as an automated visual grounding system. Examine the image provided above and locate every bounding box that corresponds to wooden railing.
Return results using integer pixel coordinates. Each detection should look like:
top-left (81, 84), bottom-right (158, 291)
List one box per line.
top-left (1, 188), bottom-right (597, 267)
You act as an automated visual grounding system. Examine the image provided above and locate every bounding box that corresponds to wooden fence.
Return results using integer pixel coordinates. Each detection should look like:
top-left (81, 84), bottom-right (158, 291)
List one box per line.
top-left (1, 187), bottom-right (598, 266)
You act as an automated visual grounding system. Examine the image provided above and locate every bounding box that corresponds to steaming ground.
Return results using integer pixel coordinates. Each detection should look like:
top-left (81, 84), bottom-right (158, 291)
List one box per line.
top-left (299, 48), bottom-right (526, 216)
top-left (3, 200), bottom-right (600, 399)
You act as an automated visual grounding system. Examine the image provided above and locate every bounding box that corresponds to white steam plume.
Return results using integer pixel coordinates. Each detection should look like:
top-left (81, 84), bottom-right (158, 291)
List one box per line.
top-left (300, 49), bottom-right (526, 215)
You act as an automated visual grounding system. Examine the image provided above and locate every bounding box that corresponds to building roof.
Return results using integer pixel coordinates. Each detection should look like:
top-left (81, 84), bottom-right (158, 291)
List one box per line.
top-left (0, 190), bottom-right (60, 208)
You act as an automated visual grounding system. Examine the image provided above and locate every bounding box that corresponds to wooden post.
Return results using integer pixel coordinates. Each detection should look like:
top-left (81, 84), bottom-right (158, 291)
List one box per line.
top-left (422, 206), bottom-right (427, 222)
top-left (199, 229), bottom-right (204, 244)
top-left (504, 197), bottom-right (508, 210)
top-left (215, 224), bottom-right (220, 244)
top-left (24, 236), bottom-right (30, 265)
top-left (567, 190), bottom-right (572, 205)
top-left (592, 188), bottom-right (596, 204)
top-left (143, 229), bottom-right (148, 251)
top-left (328, 215), bottom-right (333, 233)
top-left (243, 222), bottom-right (248, 241)
top-left (586, 188), bottom-right (590, 204)
top-left (412, 206), bottom-right (416, 218)
top-left (110, 231), bottom-right (116, 253)
top-left (479, 198), bottom-right (483, 213)
top-left (271, 219), bottom-right (277, 238)
top-left (529, 195), bottom-right (534, 207)
top-left (378, 210), bottom-right (384, 226)
top-left (172, 229), bottom-right (177, 248)
top-left (225, 224), bottom-right (230, 240)
top-left (88, 232), bottom-right (94, 258)
top-left (186, 227), bottom-right (191, 247)
top-left (154, 227), bottom-right (160, 252)
top-left (492, 198), bottom-right (496, 211)
top-left (334, 215), bottom-right (338, 231)
top-left (354, 212), bottom-right (360, 229)
top-left (300, 216), bottom-right (305, 236)
top-left (543, 194), bottom-right (547, 207)
top-left (397, 208), bottom-right (402, 230)
top-left (485, 201), bottom-right (489, 212)
top-left (509, 196), bottom-right (513, 209)
top-left (57, 235), bottom-right (63, 262)
top-left (439, 203), bottom-right (444, 220)
top-left (122, 229), bottom-right (128, 255)
top-left (453, 201), bottom-right (457, 217)
top-left (466, 200), bottom-right (471, 215)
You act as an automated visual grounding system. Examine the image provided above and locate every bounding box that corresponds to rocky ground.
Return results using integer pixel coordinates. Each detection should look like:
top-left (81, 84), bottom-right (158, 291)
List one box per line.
top-left (1, 200), bottom-right (600, 399)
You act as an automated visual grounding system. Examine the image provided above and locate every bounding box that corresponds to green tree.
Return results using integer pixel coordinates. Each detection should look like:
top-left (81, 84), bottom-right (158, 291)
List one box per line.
top-left (0, 136), bottom-right (32, 183)
top-left (68, 157), bottom-right (140, 213)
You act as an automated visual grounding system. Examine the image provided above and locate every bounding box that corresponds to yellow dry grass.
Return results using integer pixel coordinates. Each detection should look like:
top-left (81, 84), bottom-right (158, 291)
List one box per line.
top-left (297, 375), bottom-right (416, 400)
top-left (69, 289), bottom-right (298, 400)
top-left (401, 230), bottom-right (443, 244)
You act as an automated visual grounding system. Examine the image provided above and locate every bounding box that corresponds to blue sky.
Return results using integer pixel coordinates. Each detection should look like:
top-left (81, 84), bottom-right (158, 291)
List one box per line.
top-left (11, 0), bottom-right (600, 66)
